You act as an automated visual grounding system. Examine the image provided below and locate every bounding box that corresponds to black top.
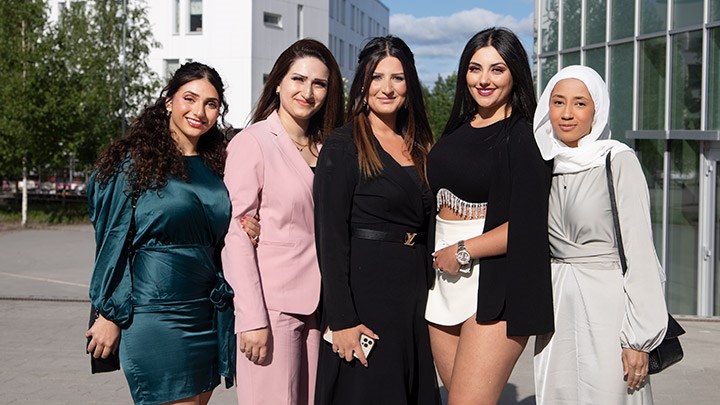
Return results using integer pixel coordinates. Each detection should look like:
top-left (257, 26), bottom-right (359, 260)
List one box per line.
top-left (429, 115), bottom-right (555, 336)
top-left (427, 120), bottom-right (507, 203)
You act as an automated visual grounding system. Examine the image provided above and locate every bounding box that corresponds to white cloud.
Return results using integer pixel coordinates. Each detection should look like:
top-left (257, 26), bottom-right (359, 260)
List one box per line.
top-left (389, 8), bottom-right (534, 85)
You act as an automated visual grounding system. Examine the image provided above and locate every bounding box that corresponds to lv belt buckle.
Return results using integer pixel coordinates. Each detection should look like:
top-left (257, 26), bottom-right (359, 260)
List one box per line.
top-left (404, 232), bottom-right (417, 247)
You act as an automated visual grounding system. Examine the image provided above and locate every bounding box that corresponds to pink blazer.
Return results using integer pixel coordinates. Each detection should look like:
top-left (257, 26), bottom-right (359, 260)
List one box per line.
top-left (222, 111), bottom-right (321, 333)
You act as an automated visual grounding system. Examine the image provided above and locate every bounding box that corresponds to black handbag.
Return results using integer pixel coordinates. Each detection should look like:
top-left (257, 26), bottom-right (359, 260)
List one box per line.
top-left (605, 152), bottom-right (685, 374)
top-left (86, 191), bottom-right (138, 374)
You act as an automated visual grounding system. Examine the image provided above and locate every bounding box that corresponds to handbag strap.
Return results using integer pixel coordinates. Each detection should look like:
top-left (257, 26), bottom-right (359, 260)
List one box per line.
top-left (126, 191), bottom-right (139, 255)
top-left (605, 151), bottom-right (628, 276)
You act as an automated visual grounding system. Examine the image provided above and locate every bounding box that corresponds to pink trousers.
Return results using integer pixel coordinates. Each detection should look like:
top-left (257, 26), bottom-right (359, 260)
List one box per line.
top-left (235, 310), bottom-right (320, 405)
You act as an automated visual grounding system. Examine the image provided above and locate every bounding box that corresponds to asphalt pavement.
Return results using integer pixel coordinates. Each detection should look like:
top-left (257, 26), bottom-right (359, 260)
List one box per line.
top-left (0, 225), bottom-right (718, 404)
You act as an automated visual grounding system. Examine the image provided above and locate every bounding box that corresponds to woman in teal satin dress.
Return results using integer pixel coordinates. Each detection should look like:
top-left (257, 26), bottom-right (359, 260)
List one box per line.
top-left (85, 62), bottom-right (245, 405)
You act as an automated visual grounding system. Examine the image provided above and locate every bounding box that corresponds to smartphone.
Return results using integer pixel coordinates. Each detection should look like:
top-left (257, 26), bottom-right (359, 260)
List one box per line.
top-left (322, 327), bottom-right (376, 359)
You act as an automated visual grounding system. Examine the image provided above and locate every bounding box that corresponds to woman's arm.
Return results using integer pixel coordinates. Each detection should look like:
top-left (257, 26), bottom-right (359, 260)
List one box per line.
top-left (222, 131), bottom-right (269, 364)
top-left (86, 167), bottom-right (134, 357)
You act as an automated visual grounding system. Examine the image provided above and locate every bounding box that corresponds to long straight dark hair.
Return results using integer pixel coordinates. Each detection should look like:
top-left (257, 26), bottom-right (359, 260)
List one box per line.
top-left (251, 39), bottom-right (344, 145)
top-left (443, 27), bottom-right (536, 136)
top-left (347, 36), bottom-right (433, 181)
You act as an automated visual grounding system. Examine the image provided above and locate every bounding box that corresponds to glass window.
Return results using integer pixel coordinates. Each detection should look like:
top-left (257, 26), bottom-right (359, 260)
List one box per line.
top-left (585, 0), bottom-right (606, 45)
top-left (541, 56), bottom-right (558, 91)
top-left (611, 0), bottom-right (634, 40)
top-left (164, 59), bottom-right (180, 80)
top-left (341, 0), bottom-right (346, 25)
top-left (667, 140), bottom-right (700, 315)
top-left (189, 0), bottom-right (202, 32)
top-left (541, 0), bottom-right (559, 53)
top-left (712, 0), bottom-right (720, 22)
top-left (350, 5), bottom-right (355, 31)
top-left (670, 30), bottom-right (702, 130)
top-left (672, 0), bottom-right (703, 29)
top-left (640, 0), bottom-right (667, 35)
top-left (562, 52), bottom-right (580, 67)
top-left (609, 44), bottom-right (631, 144)
top-left (173, 0), bottom-right (179, 34)
top-left (339, 39), bottom-right (344, 67)
top-left (715, 166), bottom-right (720, 315)
top-left (562, 0), bottom-right (581, 48)
top-left (264, 12), bottom-right (282, 28)
top-left (709, 28), bottom-right (720, 130)
top-left (297, 5), bottom-right (303, 39)
top-left (361, 12), bottom-right (365, 36)
top-left (585, 47), bottom-right (606, 80)
top-left (636, 140), bottom-right (665, 260)
top-left (638, 37), bottom-right (666, 130)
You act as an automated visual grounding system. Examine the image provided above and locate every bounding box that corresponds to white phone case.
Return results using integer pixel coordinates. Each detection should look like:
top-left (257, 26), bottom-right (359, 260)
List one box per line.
top-left (322, 328), bottom-right (375, 359)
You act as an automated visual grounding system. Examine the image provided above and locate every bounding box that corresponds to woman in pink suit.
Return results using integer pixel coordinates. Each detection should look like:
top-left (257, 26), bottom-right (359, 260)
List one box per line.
top-left (222, 39), bottom-right (343, 405)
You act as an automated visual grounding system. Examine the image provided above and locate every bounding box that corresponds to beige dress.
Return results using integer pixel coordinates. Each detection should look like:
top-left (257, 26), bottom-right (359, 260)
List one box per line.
top-left (534, 151), bottom-right (668, 404)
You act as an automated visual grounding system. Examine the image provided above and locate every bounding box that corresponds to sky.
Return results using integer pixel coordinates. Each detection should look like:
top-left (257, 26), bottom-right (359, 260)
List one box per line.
top-left (382, 0), bottom-right (535, 86)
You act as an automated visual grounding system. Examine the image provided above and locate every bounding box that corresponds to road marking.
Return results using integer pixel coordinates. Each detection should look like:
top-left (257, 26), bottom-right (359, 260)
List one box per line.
top-left (0, 271), bottom-right (89, 288)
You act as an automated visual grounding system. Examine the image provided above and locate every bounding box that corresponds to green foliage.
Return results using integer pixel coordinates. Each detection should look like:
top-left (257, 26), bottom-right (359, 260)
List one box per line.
top-left (0, 0), bottom-right (160, 179)
top-left (0, 199), bottom-right (89, 225)
top-left (425, 73), bottom-right (457, 140)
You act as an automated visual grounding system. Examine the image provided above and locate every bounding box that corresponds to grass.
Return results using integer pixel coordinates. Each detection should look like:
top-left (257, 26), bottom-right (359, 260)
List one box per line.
top-left (0, 200), bottom-right (90, 226)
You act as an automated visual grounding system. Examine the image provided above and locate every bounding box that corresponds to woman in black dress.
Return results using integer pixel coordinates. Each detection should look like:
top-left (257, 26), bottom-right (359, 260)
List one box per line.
top-left (313, 36), bottom-right (441, 404)
top-left (425, 28), bottom-right (554, 403)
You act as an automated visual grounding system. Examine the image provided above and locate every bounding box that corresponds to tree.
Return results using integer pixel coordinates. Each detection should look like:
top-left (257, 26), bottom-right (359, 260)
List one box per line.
top-left (0, 0), bottom-right (50, 225)
top-left (425, 73), bottom-right (457, 140)
top-left (0, 0), bottom-right (160, 226)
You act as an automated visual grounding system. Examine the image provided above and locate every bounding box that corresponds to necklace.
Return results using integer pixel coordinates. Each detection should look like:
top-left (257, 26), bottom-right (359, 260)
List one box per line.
top-left (290, 137), bottom-right (310, 152)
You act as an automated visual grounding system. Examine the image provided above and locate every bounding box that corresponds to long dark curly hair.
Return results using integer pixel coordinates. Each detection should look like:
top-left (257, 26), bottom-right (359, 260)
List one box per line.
top-left (94, 62), bottom-right (228, 192)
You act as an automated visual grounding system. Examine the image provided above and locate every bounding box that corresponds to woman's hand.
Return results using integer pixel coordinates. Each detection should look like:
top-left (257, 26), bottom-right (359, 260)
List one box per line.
top-left (85, 314), bottom-right (120, 359)
top-left (239, 327), bottom-right (269, 364)
top-left (432, 243), bottom-right (461, 275)
top-left (241, 215), bottom-right (260, 247)
top-left (331, 324), bottom-right (378, 367)
top-left (622, 348), bottom-right (649, 389)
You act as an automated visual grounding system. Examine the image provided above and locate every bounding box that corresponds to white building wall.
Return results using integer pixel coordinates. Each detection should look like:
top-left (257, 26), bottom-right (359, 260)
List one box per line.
top-left (250, 0), bottom-right (329, 122)
top-left (147, 0), bottom-right (254, 127)
top-left (47, 0), bottom-right (389, 127)
top-left (328, 0), bottom-right (389, 82)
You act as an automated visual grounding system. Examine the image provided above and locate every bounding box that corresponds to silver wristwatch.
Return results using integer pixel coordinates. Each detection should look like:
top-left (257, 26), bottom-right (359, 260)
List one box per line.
top-left (456, 240), bottom-right (472, 274)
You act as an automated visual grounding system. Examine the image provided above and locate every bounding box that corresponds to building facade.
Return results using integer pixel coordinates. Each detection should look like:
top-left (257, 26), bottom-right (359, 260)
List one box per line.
top-left (535, 0), bottom-right (720, 317)
top-left (49, 0), bottom-right (388, 127)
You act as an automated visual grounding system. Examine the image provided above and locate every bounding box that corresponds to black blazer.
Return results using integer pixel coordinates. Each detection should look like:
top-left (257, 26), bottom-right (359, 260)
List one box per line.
top-left (313, 125), bottom-right (433, 331)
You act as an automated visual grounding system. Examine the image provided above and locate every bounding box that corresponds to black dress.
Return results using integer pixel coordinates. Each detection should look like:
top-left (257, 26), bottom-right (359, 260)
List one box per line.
top-left (313, 125), bottom-right (441, 405)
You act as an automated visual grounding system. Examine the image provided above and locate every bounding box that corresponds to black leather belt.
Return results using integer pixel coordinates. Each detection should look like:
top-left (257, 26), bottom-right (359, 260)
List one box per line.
top-left (351, 228), bottom-right (427, 247)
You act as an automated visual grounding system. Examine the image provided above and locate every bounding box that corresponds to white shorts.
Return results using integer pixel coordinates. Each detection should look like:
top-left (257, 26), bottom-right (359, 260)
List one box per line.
top-left (425, 215), bottom-right (485, 326)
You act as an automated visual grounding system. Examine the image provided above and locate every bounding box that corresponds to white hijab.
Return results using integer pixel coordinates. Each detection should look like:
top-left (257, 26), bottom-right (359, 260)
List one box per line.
top-left (533, 65), bottom-right (631, 174)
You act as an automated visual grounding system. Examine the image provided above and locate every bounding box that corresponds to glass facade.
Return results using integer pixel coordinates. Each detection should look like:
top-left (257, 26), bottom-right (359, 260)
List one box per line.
top-left (611, 0), bottom-right (634, 40)
top-left (709, 28), bottom-right (720, 130)
top-left (585, 0), bottom-right (606, 45)
top-left (609, 44), bottom-right (631, 144)
top-left (640, 0), bottom-right (667, 34)
top-left (585, 47), bottom-right (606, 79)
top-left (638, 37), bottom-right (666, 130)
top-left (563, 0), bottom-right (581, 48)
top-left (562, 51), bottom-right (580, 67)
top-left (670, 31), bottom-right (702, 130)
top-left (636, 139), bottom-right (665, 257)
top-left (673, 0), bottom-right (704, 29)
top-left (667, 140), bottom-right (700, 314)
top-left (541, 0), bottom-right (558, 52)
top-left (541, 55), bottom-right (558, 91)
top-left (536, 0), bottom-right (719, 316)
top-left (713, 0), bottom-right (720, 21)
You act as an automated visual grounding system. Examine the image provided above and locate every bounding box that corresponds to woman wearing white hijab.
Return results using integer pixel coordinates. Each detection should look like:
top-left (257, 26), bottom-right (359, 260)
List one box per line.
top-left (532, 65), bottom-right (668, 404)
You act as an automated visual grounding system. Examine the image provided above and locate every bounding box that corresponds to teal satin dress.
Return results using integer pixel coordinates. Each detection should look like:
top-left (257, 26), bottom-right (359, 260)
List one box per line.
top-left (88, 156), bottom-right (235, 404)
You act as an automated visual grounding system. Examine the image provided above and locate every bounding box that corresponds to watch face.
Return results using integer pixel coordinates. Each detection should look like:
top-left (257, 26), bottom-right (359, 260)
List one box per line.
top-left (457, 250), bottom-right (471, 265)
